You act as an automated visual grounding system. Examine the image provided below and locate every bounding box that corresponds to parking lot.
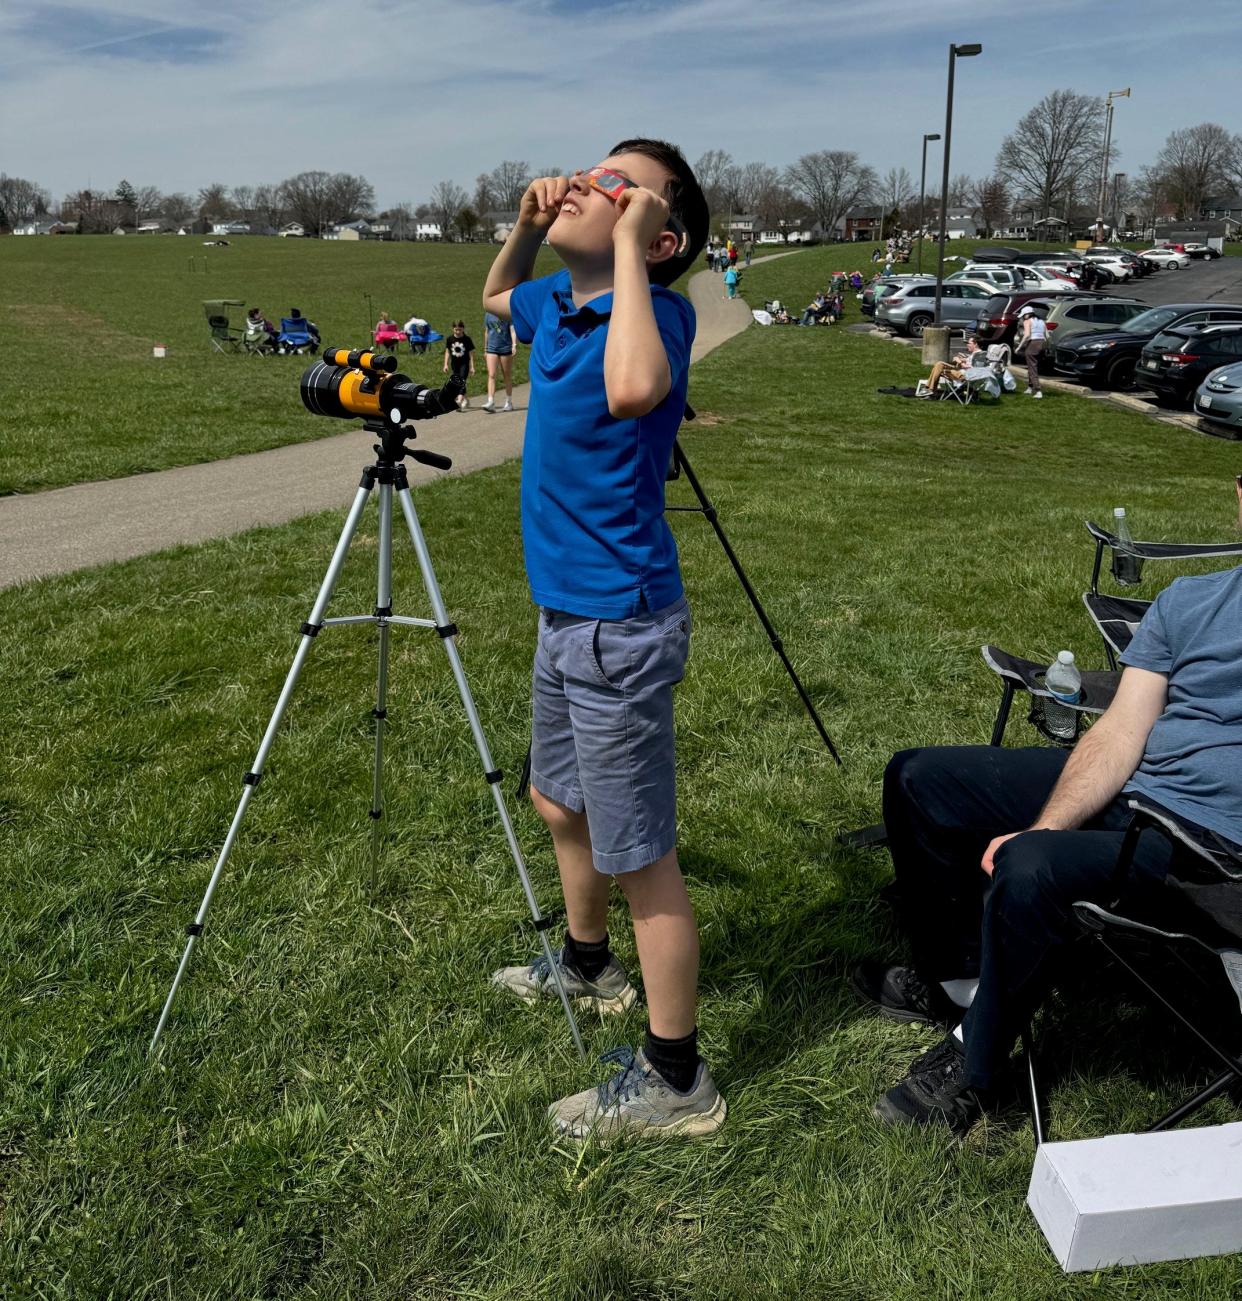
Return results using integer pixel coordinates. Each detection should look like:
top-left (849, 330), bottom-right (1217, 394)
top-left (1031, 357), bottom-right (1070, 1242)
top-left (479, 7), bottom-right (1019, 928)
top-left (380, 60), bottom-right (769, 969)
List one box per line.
top-left (1096, 254), bottom-right (1242, 307)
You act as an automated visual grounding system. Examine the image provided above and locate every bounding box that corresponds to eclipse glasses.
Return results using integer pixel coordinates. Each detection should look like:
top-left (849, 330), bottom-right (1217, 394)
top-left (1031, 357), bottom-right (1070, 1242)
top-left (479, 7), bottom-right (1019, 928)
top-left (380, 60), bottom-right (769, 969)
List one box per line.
top-left (583, 167), bottom-right (689, 256)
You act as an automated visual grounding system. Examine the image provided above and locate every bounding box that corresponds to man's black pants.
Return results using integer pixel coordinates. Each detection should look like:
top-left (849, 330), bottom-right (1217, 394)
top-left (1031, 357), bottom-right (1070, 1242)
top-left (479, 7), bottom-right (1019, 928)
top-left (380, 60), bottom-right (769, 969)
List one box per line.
top-left (883, 746), bottom-right (1175, 1092)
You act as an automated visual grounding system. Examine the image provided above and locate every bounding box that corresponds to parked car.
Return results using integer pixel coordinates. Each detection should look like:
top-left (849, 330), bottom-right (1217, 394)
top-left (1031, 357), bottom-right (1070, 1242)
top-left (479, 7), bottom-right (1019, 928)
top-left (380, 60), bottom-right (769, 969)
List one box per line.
top-left (1040, 295), bottom-right (1149, 352)
top-left (1179, 242), bottom-right (1221, 260)
top-left (1081, 246), bottom-right (1150, 277)
top-left (861, 275), bottom-right (928, 317)
top-left (1134, 323), bottom-right (1242, 406)
top-left (875, 279), bottom-right (993, 337)
top-left (951, 263), bottom-right (1079, 291)
top-left (1049, 302), bottom-right (1242, 390)
top-left (973, 289), bottom-right (1097, 346)
top-left (1081, 253), bottom-right (1134, 281)
top-left (1138, 247), bottom-right (1191, 270)
top-left (1192, 360), bottom-right (1242, 432)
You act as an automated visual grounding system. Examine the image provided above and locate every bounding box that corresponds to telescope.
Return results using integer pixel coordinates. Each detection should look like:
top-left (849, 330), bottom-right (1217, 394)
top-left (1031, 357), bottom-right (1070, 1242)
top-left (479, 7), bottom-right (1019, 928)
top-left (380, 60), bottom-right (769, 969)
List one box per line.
top-left (301, 348), bottom-right (464, 429)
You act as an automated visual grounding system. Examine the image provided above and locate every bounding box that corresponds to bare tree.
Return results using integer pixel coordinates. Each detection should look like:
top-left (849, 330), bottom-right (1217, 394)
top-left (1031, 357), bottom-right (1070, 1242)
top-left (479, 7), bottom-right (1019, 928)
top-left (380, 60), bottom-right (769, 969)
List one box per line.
top-left (325, 173), bottom-right (375, 223)
top-left (694, 149), bottom-right (734, 215)
top-left (474, 172), bottom-right (497, 217)
top-left (971, 175), bottom-right (1010, 236)
top-left (489, 160), bottom-right (531, 210)
top-left (783, 150), bottom-right (877, 239)
top-left (427, 180), bottom-right (467, 240)
top-left (229, 185), bottom-right (255, 219)
top-left (197, 182), bottom-right (233, 223)
top-left (160, 192), bottom-right (194, 224)
top-left (133, 185), bottom-right (163, 223)
top-left (946, 172), bottom-right (974, 206)
top-left (996, 90), bottom-right (1105, 221)
top-left (252, 183), bottom-right (285, 230)
top-left (455, 206), bottom-right (480, 241)
top-left (280, 171), bottom-right (334, 236)
top-left (0, 174), bottom-right (50, 227)
top-left (1155, 123), bottom-right (1238, 218)
top-left (1132, 166), bottom-right (1167, 239)
top-left (877, 166), bottom-right (915, 215)
top-left (381, 204), bottom-right (414, 240)
top-left (62, 189), bottom-right (114, 234)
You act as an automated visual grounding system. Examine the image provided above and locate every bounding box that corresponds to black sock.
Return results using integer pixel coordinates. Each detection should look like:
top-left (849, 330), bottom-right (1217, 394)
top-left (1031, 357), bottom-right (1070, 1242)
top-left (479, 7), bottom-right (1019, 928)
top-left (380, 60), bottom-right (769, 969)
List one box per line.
top-left (562, 931), bottom-right (610, 982)
top-left (643, 1025), bottom-right (700, 1093)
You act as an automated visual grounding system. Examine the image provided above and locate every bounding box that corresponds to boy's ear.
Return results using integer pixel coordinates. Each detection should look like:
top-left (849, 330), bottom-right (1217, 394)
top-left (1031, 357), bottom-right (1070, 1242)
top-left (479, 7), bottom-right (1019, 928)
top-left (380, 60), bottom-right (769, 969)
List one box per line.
top-left (644, 228), bottom-right (680, 271)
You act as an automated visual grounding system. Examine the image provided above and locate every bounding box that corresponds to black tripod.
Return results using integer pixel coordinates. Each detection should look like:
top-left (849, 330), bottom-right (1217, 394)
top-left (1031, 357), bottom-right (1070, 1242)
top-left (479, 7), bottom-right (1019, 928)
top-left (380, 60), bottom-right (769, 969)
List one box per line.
top-left (151, 419), bottom-right (586, 1058)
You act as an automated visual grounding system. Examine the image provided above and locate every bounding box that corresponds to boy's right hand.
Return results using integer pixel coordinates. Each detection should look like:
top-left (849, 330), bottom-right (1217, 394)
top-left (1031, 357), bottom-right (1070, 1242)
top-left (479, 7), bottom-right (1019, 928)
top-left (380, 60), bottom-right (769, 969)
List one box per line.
top-left (517, 176), bottom-right (571, 232)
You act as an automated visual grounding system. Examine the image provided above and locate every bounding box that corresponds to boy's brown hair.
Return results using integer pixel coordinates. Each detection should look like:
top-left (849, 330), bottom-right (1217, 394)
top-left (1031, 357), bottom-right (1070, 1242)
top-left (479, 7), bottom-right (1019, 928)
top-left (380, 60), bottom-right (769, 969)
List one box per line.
top-left (608, 137), bottom-right (709, 288)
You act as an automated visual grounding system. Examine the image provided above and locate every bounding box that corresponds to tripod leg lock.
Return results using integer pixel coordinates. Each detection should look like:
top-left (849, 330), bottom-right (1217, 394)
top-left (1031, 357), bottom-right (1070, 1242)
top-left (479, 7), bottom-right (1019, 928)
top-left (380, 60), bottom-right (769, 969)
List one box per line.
top-left (374, 605), bottom-right (392, 619)
top-left (372, 707), bottom-right (388, 720)
top-left (368, 809), bottom-right (382, 821)
top-left (300, 621), bottom-right (323, 638)
top-left (185, 923), bottom-right (204, 937)
top-left (532, 915), bottom-right (553, 933)
top-left (243, 771), bottom-right (262, 787)
top-left (485, 768), bottom-right (503, 785)
top-left (435, 622), bottom-right (459, 639)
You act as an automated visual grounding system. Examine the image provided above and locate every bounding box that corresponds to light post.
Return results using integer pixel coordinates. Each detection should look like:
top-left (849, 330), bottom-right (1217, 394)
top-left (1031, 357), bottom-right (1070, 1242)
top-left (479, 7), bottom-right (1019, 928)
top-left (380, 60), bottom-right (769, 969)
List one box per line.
top-left (917, 132), bottom-right (940, 274)
top-left (1095, 88), bottom-right (1130, 244)
top-left (933, 42), bottom-right (982, 327)
top-left (1111, 171), bottom-right (1127, 239)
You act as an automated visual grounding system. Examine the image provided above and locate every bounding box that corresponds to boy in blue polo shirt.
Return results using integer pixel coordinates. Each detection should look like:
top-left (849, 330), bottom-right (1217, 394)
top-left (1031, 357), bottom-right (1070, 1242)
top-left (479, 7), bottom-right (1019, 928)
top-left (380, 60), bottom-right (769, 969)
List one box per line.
top-left (483, 140), bottom-right (722, 1141)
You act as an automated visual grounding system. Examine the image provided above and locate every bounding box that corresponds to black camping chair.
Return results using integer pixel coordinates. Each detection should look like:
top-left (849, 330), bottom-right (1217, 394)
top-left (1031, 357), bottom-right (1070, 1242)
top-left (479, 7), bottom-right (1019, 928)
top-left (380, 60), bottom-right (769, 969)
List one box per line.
top-left (1025, 795), bottom-right (1242, 1144)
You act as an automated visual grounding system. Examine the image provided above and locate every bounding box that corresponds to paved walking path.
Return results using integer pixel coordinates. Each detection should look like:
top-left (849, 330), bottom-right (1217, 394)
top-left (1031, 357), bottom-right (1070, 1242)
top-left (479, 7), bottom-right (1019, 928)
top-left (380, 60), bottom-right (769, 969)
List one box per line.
top-left (0, 253), bottom-right (795, 589)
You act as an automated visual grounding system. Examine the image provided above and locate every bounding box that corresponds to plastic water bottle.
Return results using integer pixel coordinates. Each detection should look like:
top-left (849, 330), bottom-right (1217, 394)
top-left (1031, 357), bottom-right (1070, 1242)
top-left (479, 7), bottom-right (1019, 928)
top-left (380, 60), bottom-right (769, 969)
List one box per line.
top-left (1112, 506), bottom-right (1143, 586)
top-left (1043, 651), bottom-right (1082, 742)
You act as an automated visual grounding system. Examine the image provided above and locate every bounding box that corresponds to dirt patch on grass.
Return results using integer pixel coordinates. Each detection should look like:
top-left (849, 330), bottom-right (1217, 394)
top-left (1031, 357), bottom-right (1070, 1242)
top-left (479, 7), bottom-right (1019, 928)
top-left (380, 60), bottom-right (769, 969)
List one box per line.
top-left (8, 304), bottom-right (148, 354)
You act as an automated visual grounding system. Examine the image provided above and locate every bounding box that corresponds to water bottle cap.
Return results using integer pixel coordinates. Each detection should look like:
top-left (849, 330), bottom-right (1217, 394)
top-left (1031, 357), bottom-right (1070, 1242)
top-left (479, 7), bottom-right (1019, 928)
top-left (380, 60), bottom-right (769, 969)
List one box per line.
top-left (1114, 506), bottom-right (1126, 518)
top-left (1057, 650), bottom-right (1075, 664)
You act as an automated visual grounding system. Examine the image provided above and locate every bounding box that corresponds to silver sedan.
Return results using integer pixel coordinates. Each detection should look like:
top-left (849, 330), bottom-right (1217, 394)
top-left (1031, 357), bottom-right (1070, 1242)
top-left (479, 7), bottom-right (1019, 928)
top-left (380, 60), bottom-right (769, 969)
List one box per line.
top-left (1193, 361), bottom-right (1242, 432)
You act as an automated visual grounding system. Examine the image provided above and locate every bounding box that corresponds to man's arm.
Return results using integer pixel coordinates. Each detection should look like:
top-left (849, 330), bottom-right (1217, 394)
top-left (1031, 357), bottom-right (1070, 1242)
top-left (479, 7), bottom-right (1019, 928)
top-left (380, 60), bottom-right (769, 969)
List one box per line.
top-left (605, 188), bottom-right (679, 419)
top-left (482, 176), bottom-right (568, 319)
top-left (981, 665), bottom-right (1168, 874)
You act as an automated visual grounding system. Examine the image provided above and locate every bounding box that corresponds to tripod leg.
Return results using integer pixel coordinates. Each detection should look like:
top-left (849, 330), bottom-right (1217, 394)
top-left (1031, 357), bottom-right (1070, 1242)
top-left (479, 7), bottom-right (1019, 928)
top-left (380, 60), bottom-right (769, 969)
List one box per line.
top-left (150, 479), bottom-right (376, 1052)
top-left (671, 441), bottom-right (842, 764)
top-left (369, 481), bottom-right (395, 892)
top-left (394, 476), bottom-right (586, 1059)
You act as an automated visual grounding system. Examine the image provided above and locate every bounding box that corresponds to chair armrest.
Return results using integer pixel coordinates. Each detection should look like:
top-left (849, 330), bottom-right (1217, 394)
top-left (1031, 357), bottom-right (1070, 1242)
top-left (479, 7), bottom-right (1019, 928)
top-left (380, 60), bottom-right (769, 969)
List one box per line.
top-left (981, 646), bottom-right (1119, 715)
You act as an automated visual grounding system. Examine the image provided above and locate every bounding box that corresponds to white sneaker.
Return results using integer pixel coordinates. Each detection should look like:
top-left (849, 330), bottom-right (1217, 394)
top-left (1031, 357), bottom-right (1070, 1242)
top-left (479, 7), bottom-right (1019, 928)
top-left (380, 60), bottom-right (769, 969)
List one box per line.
top-left (501, 401), bottom-right (514, 412)
top-left (482, 397), bottom-right (495, 412)
top-left (1031, 391), bottom-right (1043, 400)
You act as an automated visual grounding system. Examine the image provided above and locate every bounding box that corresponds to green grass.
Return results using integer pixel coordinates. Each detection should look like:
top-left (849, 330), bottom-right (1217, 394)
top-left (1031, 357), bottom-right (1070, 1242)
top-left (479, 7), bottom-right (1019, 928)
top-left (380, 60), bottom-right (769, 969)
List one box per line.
top-left (0, 237), bottom-right (564, 496)
top-left (4, 314), bottom-right (1242, 1296)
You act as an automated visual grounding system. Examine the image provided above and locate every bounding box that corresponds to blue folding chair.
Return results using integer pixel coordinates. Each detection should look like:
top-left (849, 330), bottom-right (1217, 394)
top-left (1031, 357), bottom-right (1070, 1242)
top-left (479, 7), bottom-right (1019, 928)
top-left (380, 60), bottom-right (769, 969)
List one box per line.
top-left (277, 316), bottom-right (318, 355)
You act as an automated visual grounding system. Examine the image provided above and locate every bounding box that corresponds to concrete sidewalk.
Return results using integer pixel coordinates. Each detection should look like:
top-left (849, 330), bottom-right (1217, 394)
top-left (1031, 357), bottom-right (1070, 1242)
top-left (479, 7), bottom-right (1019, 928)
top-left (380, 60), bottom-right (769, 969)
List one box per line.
top-left (0, 252), bottom-right (795, 590)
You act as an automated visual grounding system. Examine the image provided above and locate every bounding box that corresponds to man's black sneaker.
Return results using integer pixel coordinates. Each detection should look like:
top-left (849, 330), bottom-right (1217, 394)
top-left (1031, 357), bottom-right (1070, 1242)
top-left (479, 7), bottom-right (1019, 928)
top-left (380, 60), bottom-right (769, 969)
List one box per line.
top-left (850, 960), bottom-right (967, 1027)
top-left (873, 1035), bottom-right (983, 1140)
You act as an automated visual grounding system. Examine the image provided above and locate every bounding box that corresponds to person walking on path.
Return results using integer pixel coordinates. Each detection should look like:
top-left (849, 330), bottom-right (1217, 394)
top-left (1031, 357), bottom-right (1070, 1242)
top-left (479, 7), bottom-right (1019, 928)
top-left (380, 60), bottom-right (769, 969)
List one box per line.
top-left (1017, 306), bottom-right (1046, 398)
top-left (723, 264), bottom-right (740, 300)
top-left (482, 310), bottom-right (517, 412)
top-left (444, 320), bottom-right (476, 409)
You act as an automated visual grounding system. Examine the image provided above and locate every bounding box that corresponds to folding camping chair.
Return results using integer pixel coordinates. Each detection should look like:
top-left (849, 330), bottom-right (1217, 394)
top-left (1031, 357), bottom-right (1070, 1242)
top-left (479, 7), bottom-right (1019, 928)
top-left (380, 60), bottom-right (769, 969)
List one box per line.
top-left (940, 365), bottom-right (1000, 406)
top-left (1024, 795), bottom-right (1242, 1144)
top-left (203, 299), bottom-right (246, 354)
top-left (277, 316), bottom-right (318, 355)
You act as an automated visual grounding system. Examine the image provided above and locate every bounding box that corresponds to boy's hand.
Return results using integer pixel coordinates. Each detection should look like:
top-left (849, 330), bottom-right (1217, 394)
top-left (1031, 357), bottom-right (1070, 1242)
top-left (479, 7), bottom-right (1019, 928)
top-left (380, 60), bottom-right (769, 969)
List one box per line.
top-left (613, 186), bottom-right (671, 250)
top-left (518, 176), bottom-right (570, 232)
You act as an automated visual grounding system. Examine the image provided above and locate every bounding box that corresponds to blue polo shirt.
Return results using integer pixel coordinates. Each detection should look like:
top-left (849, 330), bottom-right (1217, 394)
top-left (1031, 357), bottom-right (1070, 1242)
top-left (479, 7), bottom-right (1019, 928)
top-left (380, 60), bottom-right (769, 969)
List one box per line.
top-left (1120, 566), bottom-right (1242, 846)
top-left (509, 268), bottom-right (695, 619)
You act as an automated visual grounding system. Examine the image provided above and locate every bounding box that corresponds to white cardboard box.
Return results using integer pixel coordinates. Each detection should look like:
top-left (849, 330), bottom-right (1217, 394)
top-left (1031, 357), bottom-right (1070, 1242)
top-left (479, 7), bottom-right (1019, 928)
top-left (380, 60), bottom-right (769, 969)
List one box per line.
top-left (1028, 1122), bottom-right (1242, 1271)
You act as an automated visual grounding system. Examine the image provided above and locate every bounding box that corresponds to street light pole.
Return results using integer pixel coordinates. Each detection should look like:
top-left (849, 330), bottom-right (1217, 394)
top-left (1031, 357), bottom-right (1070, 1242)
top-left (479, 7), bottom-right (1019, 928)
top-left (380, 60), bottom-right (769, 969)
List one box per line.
top-left (1095, 88), bottom-right (1130, 244)
top-left (917, 132), bottom-right (940, 275)
top-left (934, 43), bottom-right (982, 327)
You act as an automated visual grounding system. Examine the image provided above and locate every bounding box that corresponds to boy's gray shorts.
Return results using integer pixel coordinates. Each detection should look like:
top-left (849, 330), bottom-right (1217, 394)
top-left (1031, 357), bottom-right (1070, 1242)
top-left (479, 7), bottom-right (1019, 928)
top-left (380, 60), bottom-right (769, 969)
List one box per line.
top-left (530, 597), bottom-right (691, 875)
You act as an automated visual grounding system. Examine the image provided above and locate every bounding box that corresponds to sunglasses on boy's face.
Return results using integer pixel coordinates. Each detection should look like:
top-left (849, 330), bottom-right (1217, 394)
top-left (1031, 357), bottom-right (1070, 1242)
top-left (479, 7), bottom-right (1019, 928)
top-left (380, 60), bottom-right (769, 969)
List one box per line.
top-left (581, 167), bottom-right (688, 255)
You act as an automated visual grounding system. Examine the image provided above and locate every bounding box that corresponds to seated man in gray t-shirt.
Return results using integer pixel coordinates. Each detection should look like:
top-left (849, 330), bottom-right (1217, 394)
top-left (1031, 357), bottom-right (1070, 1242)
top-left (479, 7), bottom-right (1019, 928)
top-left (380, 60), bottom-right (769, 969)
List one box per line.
top-left (853, 480), bottom-right (1242, 1140)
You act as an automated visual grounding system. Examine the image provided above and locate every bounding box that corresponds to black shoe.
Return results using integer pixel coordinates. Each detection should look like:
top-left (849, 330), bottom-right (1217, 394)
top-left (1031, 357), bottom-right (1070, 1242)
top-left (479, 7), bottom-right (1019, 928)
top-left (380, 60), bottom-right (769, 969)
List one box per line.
top-left (873, 1035), bottom-right (983, 1139)
top-left (850, 960), bottom-right (966, 1027)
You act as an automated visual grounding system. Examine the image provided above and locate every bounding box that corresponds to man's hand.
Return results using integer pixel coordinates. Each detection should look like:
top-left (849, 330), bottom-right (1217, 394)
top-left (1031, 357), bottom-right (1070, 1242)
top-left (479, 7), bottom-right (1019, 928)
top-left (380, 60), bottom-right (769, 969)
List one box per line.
top-left (981, 831), bottom-right (1024, 877)
top-left (613, 186), bottom-right (671, 250)
top-left (517, 176), bottom-right (570, 233)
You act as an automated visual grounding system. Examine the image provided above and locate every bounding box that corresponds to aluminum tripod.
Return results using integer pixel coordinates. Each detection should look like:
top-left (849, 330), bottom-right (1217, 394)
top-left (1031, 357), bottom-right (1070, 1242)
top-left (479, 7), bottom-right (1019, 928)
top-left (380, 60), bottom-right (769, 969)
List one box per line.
top-left (150, 421), bottom-right (585, 1057)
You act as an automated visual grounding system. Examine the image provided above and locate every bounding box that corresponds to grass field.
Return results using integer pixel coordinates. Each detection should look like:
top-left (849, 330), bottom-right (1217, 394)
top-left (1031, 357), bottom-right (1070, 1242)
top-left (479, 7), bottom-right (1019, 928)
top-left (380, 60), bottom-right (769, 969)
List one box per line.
top-left (4, 269), bottom-right (1242, 1297)
top-left (0, 237), bottom-right (564, 496)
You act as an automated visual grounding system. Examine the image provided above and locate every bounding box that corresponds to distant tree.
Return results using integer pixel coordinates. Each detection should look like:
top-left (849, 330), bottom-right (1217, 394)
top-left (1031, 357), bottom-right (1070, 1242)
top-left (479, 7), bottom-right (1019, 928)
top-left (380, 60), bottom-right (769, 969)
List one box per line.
top-left (160, 192), bottom-right (194, 225)
top-left (784, 150), bottom-right (876, 239)
top-left (694, 149), bottom-right (734, 215)
top-left (381, 204), bottom-right (414, 240)
top-left (1154, 123), bottom-right (1238, 218)
top-left (325, 173), bottom-right (375, 224)
top-left (133, 185), bottom-right (163, 224)
top-left (878, 166), bottom-right (915, 216)
top-left (252, 183), bottom-right (285, 230)
top-left (229, 185), bottom-right (255, 218)
top-left (455, 206), bottom-right (480, 241)
top-left (946, 172), bottom-right (973, 206)
top-left (197, 182), bottom-right (233, 223)
top-left (427, 180), bottom-right (467, 240)
top-left (996, 90), bottom-right (1105, 221)
top-left (971, 174), bottom-right (1010, 235)
top-left (279, 171), bottom-right (333, 236)
top-left (1132, 165), bottom-right (1167, 236)
top-left (489, 160), bottom-right (531, 210)
top-left (114, 179), bottom-right (137, 230)
top-left (62, 189), bottom-right (112, 234)
top-left (474, 172), bottom-right (497, 216)
top-left (0, 174), bottom-right (50, 228)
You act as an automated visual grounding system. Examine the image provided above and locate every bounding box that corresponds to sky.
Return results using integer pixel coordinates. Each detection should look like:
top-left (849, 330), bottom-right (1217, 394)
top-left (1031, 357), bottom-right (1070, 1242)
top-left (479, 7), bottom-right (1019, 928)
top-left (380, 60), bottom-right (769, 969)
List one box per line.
top-left (2, 0), bottom-right (1240, 212)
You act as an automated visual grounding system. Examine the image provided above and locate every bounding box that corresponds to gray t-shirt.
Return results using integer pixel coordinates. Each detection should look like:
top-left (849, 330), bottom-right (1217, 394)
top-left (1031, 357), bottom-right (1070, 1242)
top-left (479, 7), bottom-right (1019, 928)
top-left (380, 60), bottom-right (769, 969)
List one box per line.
top-left (484, 312), bottom-right (513, 354)
top-left (1120, 566), bottom-right (1242, 845)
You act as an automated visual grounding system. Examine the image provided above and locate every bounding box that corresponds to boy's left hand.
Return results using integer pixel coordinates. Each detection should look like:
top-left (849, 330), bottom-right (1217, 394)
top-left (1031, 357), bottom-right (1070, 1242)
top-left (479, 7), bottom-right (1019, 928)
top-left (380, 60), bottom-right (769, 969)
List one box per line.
top-left (613, 187), bottom-right (671, 251)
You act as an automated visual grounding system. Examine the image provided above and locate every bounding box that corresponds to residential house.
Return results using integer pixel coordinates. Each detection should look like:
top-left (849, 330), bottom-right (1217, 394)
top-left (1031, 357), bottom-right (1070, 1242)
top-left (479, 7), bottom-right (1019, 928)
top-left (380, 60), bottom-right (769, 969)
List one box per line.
top-left (414, 220), bottom-right (443, 240)
top-left (12, 219), bottom-right (73, 235)
top-left (279, 221), bottom-right (307, 238)
top-left (483, 210), bottom-right (520, 242)
top-left (841, 207), bottom-right (882, 241)
top-left (322, 219), bottom-right (376, 241)
top-left (726, 214), bottom-right (757, 242)
top-left (211, 220), bottom-right (251, 236)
